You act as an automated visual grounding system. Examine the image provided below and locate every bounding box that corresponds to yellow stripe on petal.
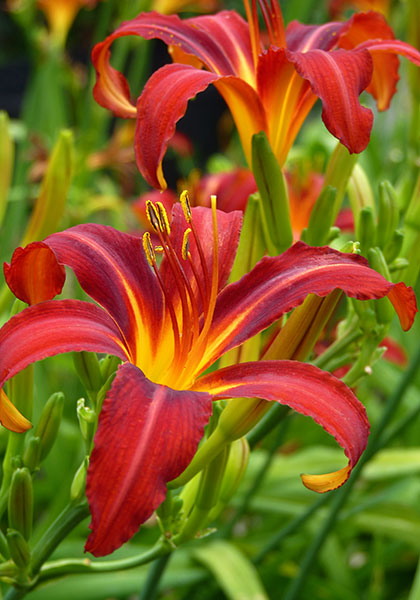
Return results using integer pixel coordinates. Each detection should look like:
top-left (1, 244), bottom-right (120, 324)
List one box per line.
top-left (301, 465), bottom-right (351, 493)
top-left (0, 389), bottom-right (32, 433)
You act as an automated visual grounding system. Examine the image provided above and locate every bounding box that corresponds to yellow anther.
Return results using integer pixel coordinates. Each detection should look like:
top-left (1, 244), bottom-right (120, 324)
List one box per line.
top-left (145, 200), bottom-right (162, 232)
top-left (180, 190), bottom-right (192, 222)
top-left (142, 232), bottom-right (156, 266)
top-left (155, 245), bottom-right (164, 253)
top-left (210, 194), bottom-right (217, 211)
top-left (156, 202), bottom-right (171, 235)
top-left (182, 228), bottom-right (192, 260)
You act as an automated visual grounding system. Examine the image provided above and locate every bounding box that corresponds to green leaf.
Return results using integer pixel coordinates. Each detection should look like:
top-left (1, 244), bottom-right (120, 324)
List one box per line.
top-left (194, 540), bottom-right (269, 600)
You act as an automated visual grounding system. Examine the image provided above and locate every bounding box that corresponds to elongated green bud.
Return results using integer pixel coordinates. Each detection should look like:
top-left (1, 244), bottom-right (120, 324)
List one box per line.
top-left (6, 529), bottom-right (31, 569)
top-left (303, 186), bottom-right (337, 246)
top-left (99, 355), bottom-right (121, 382)
top-left (77, 398), bottom-right (96, 444)
top-left (367, 247), bottom-right (395, 325)
top-left (356, 206), bottom-right (376, 256)
top-left (34, 392), bottom-right (64, 461)
top-left (20, 130), bottom-right (73, 245)
top-left (23, 436), bottom-right (41, 472)
top-left (377, 181), bottom-right (399, 249)
top-left (73, 351), bottom-right (102, 395)
top-left (383, 229), bottom-right (404, 263)
top-left (347, 163), bottom-right (375, 223)
top-left (0, 111), bottom-right (14, 228)
top-left (8, 468), bottom-right (33, 540)
top-left (218, 437), bottom-right (249, 504)
top-left (324, 142), bottom-right (359, 221)
top-left (230, 193), bottom-right (265, 282)
top-left (70, 457), bottom-right (89, 504)
top-left (251, 132), bottom-right (293, 254)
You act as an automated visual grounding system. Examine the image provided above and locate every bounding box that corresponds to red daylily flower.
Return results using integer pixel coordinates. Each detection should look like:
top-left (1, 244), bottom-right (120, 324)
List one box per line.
top-left (1, 202), bottom-right (417, 556)
top-left (91, 2), bottom-right (420, 189)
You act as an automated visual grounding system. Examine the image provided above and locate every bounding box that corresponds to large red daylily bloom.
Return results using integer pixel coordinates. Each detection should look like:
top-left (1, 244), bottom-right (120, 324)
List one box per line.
top-left (0, 203), bottom-right (417, 556)
top-left (92, 2), bottom-right (420, 189)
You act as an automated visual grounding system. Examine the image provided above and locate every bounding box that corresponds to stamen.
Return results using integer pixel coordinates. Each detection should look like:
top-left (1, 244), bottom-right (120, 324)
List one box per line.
top-left (182, 228), bottom-right (192, 260)
top-left (146, 200), bottom-right (163, 232)
top-left (180, 190), bottom-right (192, 222)
top-left (156, 201), bottom-right (171, 235)
top-left (142, 232), bottom-right (156, 266)
top-left (243, 0), bottom-right (261, 68)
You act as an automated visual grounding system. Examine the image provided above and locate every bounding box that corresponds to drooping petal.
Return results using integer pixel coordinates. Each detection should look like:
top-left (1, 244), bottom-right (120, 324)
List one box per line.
top-left (85, 363), bottom-right (213, 556)
top-left (0, 300), bottom-right (129, 389)
top-left (285, 47), bottom-right (374, 154)
top-left (0, 389), bottom-right (32, 433)
top-left (44, 224), bottom-right (164, 362)
top-left (198, 242), bottom-right (417, 373)
top-left (337, 11), bottom-right (399, 110)
top-left (4, 242), bottom-right (66, 305)
top-left (192, 360), bottom-right (369, 492)
top-left (135, 64), bottom-right (219, 189)
top-left (91, 10), bottom-right (254, 119)
top-left (159, 205), bottom-right (243, 316)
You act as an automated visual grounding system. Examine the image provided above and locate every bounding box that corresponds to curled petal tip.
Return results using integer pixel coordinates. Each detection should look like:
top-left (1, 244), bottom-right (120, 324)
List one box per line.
top-left (387, 282), bottom-right (418, 331)
top-left (0, 389), bottom-right (32, 433)
top-left (301, 464), bottom-right (351, 493)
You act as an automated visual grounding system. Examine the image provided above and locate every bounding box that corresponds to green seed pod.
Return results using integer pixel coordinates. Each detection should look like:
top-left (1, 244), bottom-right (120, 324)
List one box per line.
top-left (8, 468), bottom-right (33, 540)
top-left (6, 529), bottom-right (31, 569)
top-left (35, 392), bottom-right (64, 462)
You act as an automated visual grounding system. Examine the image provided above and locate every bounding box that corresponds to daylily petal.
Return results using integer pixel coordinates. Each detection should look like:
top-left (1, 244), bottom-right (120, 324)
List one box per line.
top-left (286, 20), bottom-right (344, 52)
top-left (91, 10), bottom-right (254, 119)
top-left (44, 224), bottom-right (164, 362)
top-left (0, 389), bottom-right (32, 433)
top-left (160, 204), bottom-right (243, 314)
top-left (286, 47), bottom-right (374, 154)
top-left (4, 242), bottom-right (65, 305)
top-left (200, 242), bottom-right (417, 372)
top-left (337, 11), bottom-right (399, 110)
top-left (194, 169), bottom-right (256, 213)
top-left (193, 360), bottom-right (369, 492)
top-left (85, 363), bottom-right (213, 556)
top-left (135, 64), bottom-right (219, 189)
top-left (0, 300), bottom-right (129, 389)
top-left (257, 48), bottom-right (317, 166)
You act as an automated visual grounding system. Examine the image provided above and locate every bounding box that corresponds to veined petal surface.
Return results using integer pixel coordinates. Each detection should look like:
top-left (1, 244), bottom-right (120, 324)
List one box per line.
top-left (286, 48), bottom-right (374, 154)
top-left (286, 20), bottom-right (344, 52)
top-left (0, 300), bottom-right (129, 389)
top-left (4, 242), bottom-right (65, 305)
top-left (192, 360), bottom-right (369, 492)
top-left (45, 224), bottom-right (164, 362)
top-left (199, 242), bottom-right (417, 372)
top-left (85, 363), bottom-right (213, 556)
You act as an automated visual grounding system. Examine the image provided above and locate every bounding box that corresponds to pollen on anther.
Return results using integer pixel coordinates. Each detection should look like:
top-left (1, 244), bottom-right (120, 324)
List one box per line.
top-left (142, 232), bottom-right (156, 266)
top-left (180, 190), bottom-right (192, 222)
top-left (182, 228), bottom-right (192, 260)
top-left (145, 200), bottom-right (162, 232)
top-left (156, 202), bottom-right (171, 235)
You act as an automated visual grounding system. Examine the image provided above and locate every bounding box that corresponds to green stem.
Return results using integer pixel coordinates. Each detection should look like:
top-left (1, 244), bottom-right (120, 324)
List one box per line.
top-left (246, 404), bottom-right (289, 449)
top-left (138, 553), bottom-right (172, 600)
top-left (311, 328), bottom-right (362, 370)
top-left (284, 341), bottom-right (420, 600)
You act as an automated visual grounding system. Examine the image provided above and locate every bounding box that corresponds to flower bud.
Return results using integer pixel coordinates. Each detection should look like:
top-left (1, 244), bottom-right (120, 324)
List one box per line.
top-left (99, 355), bottom-right (121, 382)
top-left (367, 247), bottom-right (395, 325)
top-left (0, 111), bottom-right (14, 229)
top-left (23, 436), bottom-right (41, 472)
top-left (21, 129), bottom-right (73, 246)
top-left (377, 181), bottom-right (399, 250)
top-left (73, 351), bottom-right (102, 395)
top-left (383, 229), bottom-right (404, 264)
top-left (76, 398), bottom-right (96, 444)
top-left (70, 457), bottom-right (89, 504)
top-left (6, 529), bottom-right (31, 569)
top-left (303, 186), bottom-right (337, 246)
top-left (251, 132), bottom-right (293, 254)
top-left (356, 206), bottom-right (376, 256)
top-left (8, 468), bottom-right (33, 541)
top-left (34, 392), bottom-right (64, 462)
